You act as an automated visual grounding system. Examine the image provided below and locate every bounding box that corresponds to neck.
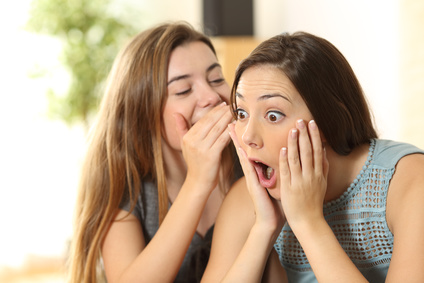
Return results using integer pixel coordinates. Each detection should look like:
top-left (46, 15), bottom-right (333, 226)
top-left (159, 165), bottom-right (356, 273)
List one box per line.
top-left (324, 143), bottom-right (370, 202)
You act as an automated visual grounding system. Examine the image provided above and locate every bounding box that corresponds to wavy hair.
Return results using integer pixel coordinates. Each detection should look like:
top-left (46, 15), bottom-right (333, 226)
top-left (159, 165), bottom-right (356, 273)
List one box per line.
top-left (231, 32), bottom-right (377, 155)
top-left (68, 22), bottom-right (234, 283)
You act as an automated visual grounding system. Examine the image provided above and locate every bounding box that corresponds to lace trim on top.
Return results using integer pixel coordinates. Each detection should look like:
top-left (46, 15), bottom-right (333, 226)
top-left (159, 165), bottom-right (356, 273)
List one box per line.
top-left (275, 139), bottom-right (394, 271)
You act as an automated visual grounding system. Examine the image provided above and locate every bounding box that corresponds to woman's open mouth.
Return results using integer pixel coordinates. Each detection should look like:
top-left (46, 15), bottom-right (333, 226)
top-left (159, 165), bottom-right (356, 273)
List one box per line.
top-left (251, 160), bottom-right (277, 188)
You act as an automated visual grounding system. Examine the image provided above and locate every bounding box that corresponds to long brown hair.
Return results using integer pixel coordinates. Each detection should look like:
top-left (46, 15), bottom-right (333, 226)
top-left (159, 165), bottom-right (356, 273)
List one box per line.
top-left (231, 32), bottom-right (377, 155)
top-left (68, 22), bottom-right (234, 283)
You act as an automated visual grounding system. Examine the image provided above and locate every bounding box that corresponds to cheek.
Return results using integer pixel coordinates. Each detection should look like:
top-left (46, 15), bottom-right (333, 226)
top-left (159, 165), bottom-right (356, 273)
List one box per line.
top-left (161, 104), bottom-right (185, 148)
top-left (267, 187), bottom-right (281, 200)
top-left (268, 132), bottom-right (288, 157)
top-left (162, 112), bottom-right (177, 143)
top-left (218, 84), bottom-right (231, 102)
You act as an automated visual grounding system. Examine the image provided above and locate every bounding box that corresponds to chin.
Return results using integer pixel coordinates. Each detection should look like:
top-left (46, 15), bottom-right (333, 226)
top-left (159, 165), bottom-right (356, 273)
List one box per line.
top-left (266, 187), bottom-right (280, 200)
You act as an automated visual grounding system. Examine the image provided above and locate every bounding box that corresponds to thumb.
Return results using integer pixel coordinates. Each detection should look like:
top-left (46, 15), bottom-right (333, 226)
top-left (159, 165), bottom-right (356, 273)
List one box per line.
top-left (173, 113), bottom-right (189, 141)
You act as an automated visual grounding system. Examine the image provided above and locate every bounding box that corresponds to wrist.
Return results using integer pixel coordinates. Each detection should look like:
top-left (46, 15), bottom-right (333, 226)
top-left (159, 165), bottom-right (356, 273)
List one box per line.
top-left (252, 219), bottom-right (281, 243)
top-left (185, 170), bottom-right (218, 191)
top-left (179, 177), bottom-right (216, 202)
top-left (289, 215), bottom-right (327, 240)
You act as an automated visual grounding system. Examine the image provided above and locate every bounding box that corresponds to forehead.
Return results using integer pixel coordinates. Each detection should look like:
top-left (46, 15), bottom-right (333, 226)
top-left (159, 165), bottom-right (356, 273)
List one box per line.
top-left (168, 41), bottom-right (217, 76)
top-left (236, 65), bottom-right (300, 102)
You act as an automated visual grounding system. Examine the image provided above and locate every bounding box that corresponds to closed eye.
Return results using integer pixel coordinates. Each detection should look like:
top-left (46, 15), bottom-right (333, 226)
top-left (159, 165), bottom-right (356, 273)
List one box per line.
top-left (176, 89), bottom-right (191, 95)
top-left (209, 78), bottom-right (225, 85)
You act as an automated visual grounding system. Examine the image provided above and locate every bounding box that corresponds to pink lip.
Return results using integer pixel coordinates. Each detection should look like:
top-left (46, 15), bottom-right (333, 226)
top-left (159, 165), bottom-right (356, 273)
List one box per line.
top-left (248, 158), bottom-right (277, 189)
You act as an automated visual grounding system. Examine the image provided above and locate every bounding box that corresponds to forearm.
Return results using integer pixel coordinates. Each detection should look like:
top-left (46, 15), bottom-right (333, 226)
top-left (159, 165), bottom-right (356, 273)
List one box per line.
top-left (222, 224), bottom-right (277, 283)
top-left (293, 219), bottom-right (368, 283)
top-left (119, 182), bottom-right (211, 283)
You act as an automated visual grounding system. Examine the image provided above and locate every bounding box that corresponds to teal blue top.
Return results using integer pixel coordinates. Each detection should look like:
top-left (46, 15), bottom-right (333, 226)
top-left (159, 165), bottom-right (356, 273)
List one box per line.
top-left (274, 139), bottom-right (424, 283)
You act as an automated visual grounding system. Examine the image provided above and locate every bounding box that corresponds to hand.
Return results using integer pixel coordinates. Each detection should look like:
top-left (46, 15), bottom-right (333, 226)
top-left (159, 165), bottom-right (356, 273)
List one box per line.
top-left (228, 123), bottom-right (285, 234)
top-left (174, 102), bottom-right (233, 191)
top-left (279, 119), bottom-right (329, 230)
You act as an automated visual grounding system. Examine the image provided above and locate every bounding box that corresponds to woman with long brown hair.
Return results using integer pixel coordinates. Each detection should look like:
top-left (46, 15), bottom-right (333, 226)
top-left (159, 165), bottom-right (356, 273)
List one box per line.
top-left (203, 31), bottom-right (424, 282)
top-left (68, 22), bottom-right (241, 283)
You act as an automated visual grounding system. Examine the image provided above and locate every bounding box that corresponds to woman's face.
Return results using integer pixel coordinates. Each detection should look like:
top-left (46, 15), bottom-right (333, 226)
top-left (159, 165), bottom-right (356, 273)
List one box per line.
top-left (163, 41), bottom-right (230, 150)
top-left (234, 65), bottom-right (313, 200)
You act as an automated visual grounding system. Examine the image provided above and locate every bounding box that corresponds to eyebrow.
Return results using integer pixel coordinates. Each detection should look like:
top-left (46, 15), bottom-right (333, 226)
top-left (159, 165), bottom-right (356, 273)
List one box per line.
top-left (167, 62), bottom-right (222, 85)
top-left (236, 92), bottom-right (291, 103)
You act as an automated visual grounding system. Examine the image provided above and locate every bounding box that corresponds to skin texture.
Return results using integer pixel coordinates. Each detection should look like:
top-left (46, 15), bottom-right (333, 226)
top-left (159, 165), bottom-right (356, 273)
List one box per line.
top-left (102, 41), bottom-right (234, 283)
top-left (233, 65), bottom-right (315, 198)
top-left (202, 65), bottom-right (424, 282)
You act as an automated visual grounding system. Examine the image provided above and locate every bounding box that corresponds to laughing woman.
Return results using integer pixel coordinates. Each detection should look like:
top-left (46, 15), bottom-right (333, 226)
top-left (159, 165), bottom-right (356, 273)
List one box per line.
top-left (202, 32), bottom-right (424, 282)
top-left (68, 22), bottom-right (242, 283)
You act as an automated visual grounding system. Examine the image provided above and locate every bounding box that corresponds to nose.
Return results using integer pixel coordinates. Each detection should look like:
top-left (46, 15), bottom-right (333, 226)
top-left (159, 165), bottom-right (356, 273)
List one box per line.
top-left (197, 84), bottom-right (223, 108)
top-left (241, 119), bottom-right (263, 149)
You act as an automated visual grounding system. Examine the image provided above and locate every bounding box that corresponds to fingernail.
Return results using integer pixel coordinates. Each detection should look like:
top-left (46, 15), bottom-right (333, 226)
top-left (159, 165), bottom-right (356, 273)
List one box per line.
top-left (297, 119), bottom-right (305, 129)
top-left (291, 129), bottom-right (297, 139)
top-left (281, 147), bottom-right (287, 157)
top-left (309, 120), bottom-right (317, 130)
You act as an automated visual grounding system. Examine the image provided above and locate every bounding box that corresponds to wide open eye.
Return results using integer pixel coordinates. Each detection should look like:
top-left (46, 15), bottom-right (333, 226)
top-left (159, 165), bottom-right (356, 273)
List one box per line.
top-left (236, 108), bottom-right (248, 120)
top-left (266, 111), bottom-right (285, 122)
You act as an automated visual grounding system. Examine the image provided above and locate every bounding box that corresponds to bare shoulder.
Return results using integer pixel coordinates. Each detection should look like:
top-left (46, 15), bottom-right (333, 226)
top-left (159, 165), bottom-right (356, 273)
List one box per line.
top-left (216, 176), bottom-right (254, 236)
top-left (387, 153), bottom-right (424, 224)
top-left (385, 153), bottom-right (424, 280)
top-left (388, 153), bottom-right (424, 198)
top-left (394, 152), bottom-right (424, 176)
top-left (223, 177), bottom-right (252, 210)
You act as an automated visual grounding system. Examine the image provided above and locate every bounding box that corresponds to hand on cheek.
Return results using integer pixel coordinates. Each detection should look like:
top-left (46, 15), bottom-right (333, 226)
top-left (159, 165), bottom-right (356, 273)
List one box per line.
top-left (228, 123), bottom-right (283, 231)
top-left (279, 119), bottom-right (329, 230)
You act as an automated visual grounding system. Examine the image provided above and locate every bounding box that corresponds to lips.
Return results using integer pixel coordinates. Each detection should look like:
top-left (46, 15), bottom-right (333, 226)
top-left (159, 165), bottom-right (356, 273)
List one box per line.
top-left (250, 159), bottom-right (276, 188)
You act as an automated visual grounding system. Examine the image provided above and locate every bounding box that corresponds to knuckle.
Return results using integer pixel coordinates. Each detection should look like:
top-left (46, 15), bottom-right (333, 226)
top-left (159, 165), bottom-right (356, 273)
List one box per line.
top-left (289, 155), bottom-right (299, 165)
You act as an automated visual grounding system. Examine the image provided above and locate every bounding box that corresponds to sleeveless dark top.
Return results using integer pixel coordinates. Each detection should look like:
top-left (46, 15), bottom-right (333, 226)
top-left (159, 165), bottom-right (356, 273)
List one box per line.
top-left (121, 156), bottom-right (242, 282)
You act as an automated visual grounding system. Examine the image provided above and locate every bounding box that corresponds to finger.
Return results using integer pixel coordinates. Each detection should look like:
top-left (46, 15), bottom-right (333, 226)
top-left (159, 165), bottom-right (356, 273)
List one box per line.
top-left (287, 128), bottom-right (302, 178)
top-left (323, 147), bottom-right (329, 177)
top-left (210, 124), bottom-right (232, 153)
top-left (234, 145), bottom-right (261, 189)
top-left (190, 102), bottom-right (229, 140)
top-left (173, 113), bottom-right (189, 143)
top-left (228, 122), bottom-right (241, 148)
top-left (228, 126), bottom-right (262, 188)
top-left (279, 146), bottom-right (290, 186)
top-left (296, 119), bottom-right (313, 176)
top-left (203, 105), bottom-right (233, 143)
top-left (308, 120), bottom-right (324, 175)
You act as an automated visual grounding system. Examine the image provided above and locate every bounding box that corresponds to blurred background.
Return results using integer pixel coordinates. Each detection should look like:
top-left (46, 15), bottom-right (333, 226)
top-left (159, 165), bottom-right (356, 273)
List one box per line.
top-left (0, 0), bottom-right (423, 282)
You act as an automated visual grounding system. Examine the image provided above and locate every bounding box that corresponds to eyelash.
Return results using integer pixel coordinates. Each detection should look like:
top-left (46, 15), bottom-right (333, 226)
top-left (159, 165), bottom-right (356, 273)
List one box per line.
top-left (266, 111), bottom-right (285, 122)
top-left (176, 89), bottom-right (191, 95)
top-left (209, 78), bottom-right (225, 85)
top-left (235, 108), bottom-right (285, 123)
top-left (175, 78), bottom-right (225, 96)
top-left (235, 109), bottom-right (248, 120)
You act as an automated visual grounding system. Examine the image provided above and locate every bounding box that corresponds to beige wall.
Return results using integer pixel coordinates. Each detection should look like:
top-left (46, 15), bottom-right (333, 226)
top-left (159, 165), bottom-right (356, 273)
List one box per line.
top-left (211, 37), bottom-right (261, 86)
top-left (399, 0), bottom-right (424, 148)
